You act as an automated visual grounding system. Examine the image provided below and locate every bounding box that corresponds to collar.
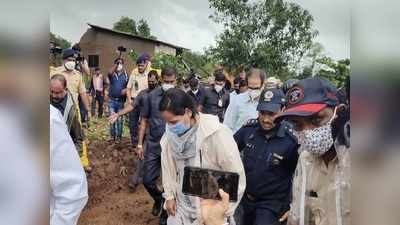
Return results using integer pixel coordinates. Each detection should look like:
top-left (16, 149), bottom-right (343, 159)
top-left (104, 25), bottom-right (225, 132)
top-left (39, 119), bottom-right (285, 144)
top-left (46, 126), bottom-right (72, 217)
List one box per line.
top-left (256, 121), bottom-right (286, 138)
top-left (154, 86), bottom-right (164, 96)
top-left (197, 113), bottom-right (221, 139)
top-left (247, 95), bottom-right (260, 103)
top-left (51, 94), bottom-right (68, 114)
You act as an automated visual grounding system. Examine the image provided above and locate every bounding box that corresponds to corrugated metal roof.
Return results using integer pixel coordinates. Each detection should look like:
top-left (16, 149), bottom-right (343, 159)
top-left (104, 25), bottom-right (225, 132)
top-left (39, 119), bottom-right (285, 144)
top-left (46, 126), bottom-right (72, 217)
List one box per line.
top-left (87, 23), bottom-right (188, 50)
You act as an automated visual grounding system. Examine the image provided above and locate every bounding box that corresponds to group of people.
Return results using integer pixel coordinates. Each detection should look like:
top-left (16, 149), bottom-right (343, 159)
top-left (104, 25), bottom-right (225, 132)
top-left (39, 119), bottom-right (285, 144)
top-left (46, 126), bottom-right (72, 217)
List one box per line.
top-left (49, 47), bottom-right (350, 225)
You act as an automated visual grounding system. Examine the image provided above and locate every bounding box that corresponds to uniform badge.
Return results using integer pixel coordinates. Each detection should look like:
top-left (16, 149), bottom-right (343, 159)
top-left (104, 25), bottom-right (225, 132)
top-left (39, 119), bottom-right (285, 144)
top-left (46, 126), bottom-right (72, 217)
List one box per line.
top-left (218, 99), bottom-right (223, 107)
top-left (287, 86), bottom-right (304, 105)
top-left (264, 91), bottom-right (274, 102)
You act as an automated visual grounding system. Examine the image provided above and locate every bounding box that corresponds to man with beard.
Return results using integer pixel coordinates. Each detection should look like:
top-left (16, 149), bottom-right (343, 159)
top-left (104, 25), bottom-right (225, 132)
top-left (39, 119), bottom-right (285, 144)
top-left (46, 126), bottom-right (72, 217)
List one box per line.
top-left (50, 74), bottom-right (90, 170)
top-left (201, 70), bottom-right (230, 123)
top-left (127, 54), bottom-right (158, 146)
top-left (187, 77), bottom-right (205, 109)
top-left (233, 88), bottom-right (299, 225)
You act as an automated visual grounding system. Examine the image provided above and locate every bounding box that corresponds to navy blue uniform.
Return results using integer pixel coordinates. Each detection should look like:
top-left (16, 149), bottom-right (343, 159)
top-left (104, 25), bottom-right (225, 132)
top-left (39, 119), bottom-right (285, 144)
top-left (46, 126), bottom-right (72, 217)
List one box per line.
top-left (129, 88), bottom-right (152, 146)
top-left (141, 86), bottom-right (166, 204)
top-left (234, 119), bottom-right (299, 225)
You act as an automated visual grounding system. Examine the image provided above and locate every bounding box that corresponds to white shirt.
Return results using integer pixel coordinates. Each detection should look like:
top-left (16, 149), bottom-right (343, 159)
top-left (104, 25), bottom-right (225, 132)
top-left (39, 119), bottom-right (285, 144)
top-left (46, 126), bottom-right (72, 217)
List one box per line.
top-left (50, 105), bottom-right (88, 225)
top-left (223, 91), bottom-right (258, 133)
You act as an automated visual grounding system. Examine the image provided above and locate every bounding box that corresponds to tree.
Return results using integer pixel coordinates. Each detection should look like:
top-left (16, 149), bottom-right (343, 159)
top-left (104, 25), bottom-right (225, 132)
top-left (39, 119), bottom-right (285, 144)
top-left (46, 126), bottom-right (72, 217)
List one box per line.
top-left (113, 16), bottom-right (137, 35)
top-left (208, 0), bottom-right (317, 79)
top-left (137, 19), bottom-right (151, 38)
top-left (317, 57), bottom-right (350, 87)
top-left (49, 32), bottom-right (72, 66)
top-left (181, 50), bottom-right (216, 79)
top-left (152, 52), bottom-right (186, 81)
top-left (50, 32), bottom-right (71, 49)
top-left (113, 17), bottom-right (157, 39)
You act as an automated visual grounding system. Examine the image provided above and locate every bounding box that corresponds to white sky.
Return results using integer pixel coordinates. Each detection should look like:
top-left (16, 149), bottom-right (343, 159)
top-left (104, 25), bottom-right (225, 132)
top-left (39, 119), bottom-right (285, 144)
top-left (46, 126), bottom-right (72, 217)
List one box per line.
top-left (50, 0), bottom-right (350, 60)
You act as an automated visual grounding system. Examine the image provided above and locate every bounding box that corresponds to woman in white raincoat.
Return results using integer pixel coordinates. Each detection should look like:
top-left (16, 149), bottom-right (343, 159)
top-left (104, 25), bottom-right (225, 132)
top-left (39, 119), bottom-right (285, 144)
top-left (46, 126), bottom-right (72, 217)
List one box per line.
top-left (159, 88), bottom-right (246, 225)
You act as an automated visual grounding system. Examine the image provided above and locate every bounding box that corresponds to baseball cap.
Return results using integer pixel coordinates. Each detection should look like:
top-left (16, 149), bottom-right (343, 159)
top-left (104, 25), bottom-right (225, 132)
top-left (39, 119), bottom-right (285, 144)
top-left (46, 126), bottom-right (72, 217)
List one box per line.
top-left (62, 48), bottom-right (76, 60)
top-left (257, 88), bottom-right (286, 113)
top-left (137, 53), bottom-right (150, 64)
top-left (278, 77), bottom-right (338, 118)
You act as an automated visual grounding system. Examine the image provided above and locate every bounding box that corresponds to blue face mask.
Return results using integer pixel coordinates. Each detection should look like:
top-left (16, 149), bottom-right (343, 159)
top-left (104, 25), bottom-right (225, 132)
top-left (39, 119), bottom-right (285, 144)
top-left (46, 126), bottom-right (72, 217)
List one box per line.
top-left (168, 121), bottom-right (190, 136)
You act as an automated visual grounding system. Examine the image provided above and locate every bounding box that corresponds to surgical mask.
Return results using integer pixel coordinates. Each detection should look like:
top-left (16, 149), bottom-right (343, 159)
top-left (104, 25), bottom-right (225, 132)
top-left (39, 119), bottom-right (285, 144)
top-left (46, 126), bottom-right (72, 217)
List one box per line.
top-left (64, 61), bottom-right (76, 71)
top-left (294, 107), bottom-right (337, 156)
top-left (214, 84), bottom-right (224, 93)
top-left (117, 64), bottom-right (123, 71)
top-left (249, 89), bottom-right (262, 100)
top-left (168, 121), bottom-right (190, 136)
top-left (162, 83), bottom-right (174, 91)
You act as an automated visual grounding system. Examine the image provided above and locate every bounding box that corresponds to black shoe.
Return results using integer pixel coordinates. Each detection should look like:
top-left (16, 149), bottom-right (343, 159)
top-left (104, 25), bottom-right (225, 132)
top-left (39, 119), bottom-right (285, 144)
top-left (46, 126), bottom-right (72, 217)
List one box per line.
top-left (152, 199), bottom-right (164, 217)
top-left (159, 209), bottom-right (168, 225)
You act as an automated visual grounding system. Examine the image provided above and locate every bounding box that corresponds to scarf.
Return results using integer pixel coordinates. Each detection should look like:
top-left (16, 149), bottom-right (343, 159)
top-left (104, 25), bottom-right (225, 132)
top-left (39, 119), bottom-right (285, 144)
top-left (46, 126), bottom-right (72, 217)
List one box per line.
top-left (166, 124), bottom-right (199, 160)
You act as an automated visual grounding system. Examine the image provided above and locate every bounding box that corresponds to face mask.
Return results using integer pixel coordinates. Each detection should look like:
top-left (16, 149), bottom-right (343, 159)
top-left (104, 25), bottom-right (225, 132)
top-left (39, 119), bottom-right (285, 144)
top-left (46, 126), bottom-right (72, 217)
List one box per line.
top-left (249, 89), bottom-right (262, 100)
top-left (214, 84), bottom-right (224, 93)
top-left (162, 83), bottom-right (174, 91)
top-left (117, 64), bottom-right (123, 71)
top-left (64, 61), bottom-right (76, 71)
top-left (294, 107), bottom-right (337, 156)
top-left (168, 121), bottom-right (190, 136)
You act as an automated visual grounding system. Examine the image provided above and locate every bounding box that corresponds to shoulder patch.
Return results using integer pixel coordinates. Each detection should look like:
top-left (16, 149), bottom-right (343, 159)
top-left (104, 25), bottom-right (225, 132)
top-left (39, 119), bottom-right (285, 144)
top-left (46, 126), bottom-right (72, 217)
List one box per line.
top-left (244, 119), bottom-right (258, 127)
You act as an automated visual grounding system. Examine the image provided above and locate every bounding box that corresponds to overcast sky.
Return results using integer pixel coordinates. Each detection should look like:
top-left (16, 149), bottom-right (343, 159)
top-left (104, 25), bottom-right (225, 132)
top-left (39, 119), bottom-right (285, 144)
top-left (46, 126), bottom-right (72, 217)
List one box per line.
top-left (50, 0), bottom-right (349, 60)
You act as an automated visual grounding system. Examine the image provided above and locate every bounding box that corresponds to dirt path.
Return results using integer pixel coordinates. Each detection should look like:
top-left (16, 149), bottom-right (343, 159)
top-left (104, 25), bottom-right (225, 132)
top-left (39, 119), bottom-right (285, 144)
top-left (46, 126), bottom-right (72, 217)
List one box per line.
top-left (78, 119), bottom-right (159, 225)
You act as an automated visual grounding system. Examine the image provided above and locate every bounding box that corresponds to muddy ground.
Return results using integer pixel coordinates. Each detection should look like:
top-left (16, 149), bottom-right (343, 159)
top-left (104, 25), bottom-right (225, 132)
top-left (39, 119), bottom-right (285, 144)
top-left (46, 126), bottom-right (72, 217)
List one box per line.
top-left (78, 118), bottom-right (159, 225)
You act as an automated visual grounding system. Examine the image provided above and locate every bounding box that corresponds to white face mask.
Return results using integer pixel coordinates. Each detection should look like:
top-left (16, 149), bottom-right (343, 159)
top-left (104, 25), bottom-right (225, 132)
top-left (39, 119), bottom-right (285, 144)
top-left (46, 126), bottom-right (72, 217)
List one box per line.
top-left (214, 84), bottom-right (224, 93)
top-left (117, 64), bottom-right (123, 71)
top-left (294, 107), bottom-right (337, 156)
top-left (249, 89), bottom-right (262, 100)
top-left (64, 61), bottom-right (76, 71)
top-left (162, 83), bottom-right (175, 91)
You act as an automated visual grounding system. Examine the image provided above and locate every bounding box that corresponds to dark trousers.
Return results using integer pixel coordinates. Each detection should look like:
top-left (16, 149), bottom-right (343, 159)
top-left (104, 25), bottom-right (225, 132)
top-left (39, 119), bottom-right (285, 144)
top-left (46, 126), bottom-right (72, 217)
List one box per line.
top-left (128, 100), bottom-right (140, 146)
top-left (143, 140), bottom-right (163, 203)
top-left (131, 158), bottom-right (144, 186)
top-left (91, 90), bottom-right (104, 117)
top-left (79, 95), bottom-right (88, 123)
top-left (242, 197), bottom-right (285, 225)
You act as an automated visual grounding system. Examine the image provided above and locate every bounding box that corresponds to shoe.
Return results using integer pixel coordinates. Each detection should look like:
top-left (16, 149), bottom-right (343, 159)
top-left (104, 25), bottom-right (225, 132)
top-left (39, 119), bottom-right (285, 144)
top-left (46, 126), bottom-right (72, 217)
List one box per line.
top-left (152, 198), bottom-right (164, 217)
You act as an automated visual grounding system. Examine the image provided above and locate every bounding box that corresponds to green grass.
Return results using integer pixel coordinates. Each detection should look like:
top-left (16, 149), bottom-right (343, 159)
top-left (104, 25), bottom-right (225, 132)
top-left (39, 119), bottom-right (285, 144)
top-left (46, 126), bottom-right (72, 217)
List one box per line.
top-left (86, 115), bottom-right (130, 141)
